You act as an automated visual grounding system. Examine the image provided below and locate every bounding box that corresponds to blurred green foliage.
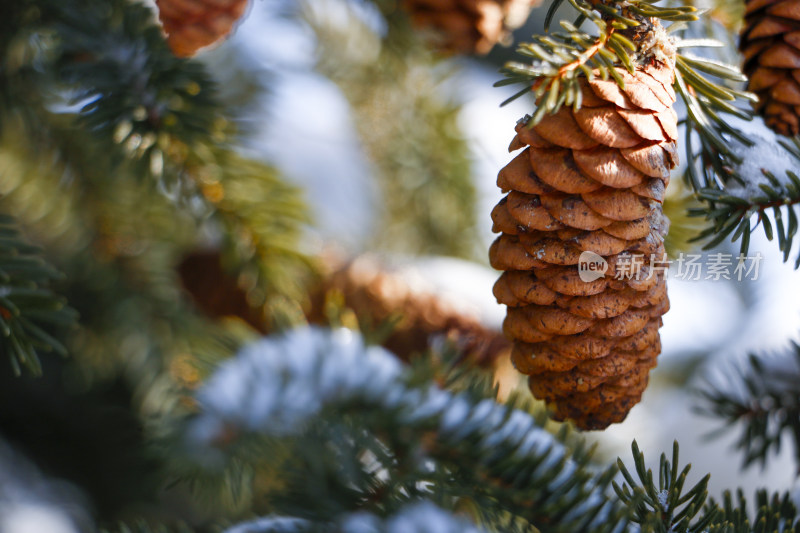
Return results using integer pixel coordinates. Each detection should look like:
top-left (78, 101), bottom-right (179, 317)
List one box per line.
top-left (303, 0), bottom-right (480, 259)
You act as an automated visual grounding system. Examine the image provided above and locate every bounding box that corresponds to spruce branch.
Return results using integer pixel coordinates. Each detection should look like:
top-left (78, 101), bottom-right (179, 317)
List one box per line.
top-left (191, 149), bottom-right (314, 327)
top-left (185, 327), bottom-right (633, 533)
top-left (0, 109), bottom-right (252, 388)
top-left (614, 440), bottom-right (800, 532)
top-left (0, 0), bottom-right (312, 391)
top-left (180, 329), bottom-right (800, 533)
top-left (695, 342), bottom-right (800, 473)
top-left (615, 441), bottom-right (714, 532)
top-left (52, 0), bottom-right (225, 187)
top-left (688, 137), bottom-right (800, 267)
top-left (3, 0), bottom-right (314, 323)
top-left (226, 516), bottom-right (308, 533)
top-left (0, 214), bottom-right (76, 376)
top-left (674, 40), bottom-right (757, 191)
top-left (689, 170), bottom-right (800, 263)
top-left (497, 0), bottom-right (703, 123)
top-left (683, 0), bottom-right (744, 30)
top-left (706, 489), bottom-right (800, 533)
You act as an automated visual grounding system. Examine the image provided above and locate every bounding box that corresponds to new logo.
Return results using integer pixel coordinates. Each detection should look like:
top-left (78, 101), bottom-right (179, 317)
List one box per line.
top-left (578, 251), bottom-right (608, 282)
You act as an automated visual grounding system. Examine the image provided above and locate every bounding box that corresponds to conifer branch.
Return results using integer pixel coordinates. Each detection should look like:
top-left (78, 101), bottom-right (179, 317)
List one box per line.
top-left (674, 43), bottom-right (757, 191)
top-left (193, 150), bottom-right (314, 324)
top-left (0, 214), bottom-right (76, 376)
top-left (707, 490), bottom-right (800, 532)
top-left (615, 440), bottom-right (800, 532)
top-left (52, 0), bottom-right (225, 187)
top-left (185, 328), bottom-right (633, 533)
top-left (695, 342), bottom-right (800, 473)
top-left (183, 329), bottom-right (800, 533)
top-left (686, 133), bottom-right (800, 268)
top-left (2, 0), bottom-right (314, 322)
top-left (615, 441), bottom-right (714, 532)
top-left (497, 0), bottom-right (703, 123)
top-left (689, 166), bottom-right (800, 264)
top-left (226, 502), bottom-right (488, 533)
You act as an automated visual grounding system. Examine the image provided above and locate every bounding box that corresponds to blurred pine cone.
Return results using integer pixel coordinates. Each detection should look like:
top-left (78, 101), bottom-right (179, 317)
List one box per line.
top-left (741, 0), bottom-right (800, 136)
top-left (308, 255), bottom-right (510, 367)
top-left (490, 58), bottom-right (677, 430)
top-left (402, 0), bottom-right (542, 55)
top-left (155, 0), bottom-right (249, 57)
top-left (177, 249), bottom-right (267, 332)
top-left (178, 250), bottom-right (509, 367)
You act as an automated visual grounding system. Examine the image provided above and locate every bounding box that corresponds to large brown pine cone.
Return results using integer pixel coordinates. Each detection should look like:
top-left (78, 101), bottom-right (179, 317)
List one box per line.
top-left (156, 0), bottom-right (249, 57)
top-left (490, 61), bottom-right (678, 430)
top-left (741, 0), bottom-right (800, 136)
top-left (402, 0), bottom-right (543, 55)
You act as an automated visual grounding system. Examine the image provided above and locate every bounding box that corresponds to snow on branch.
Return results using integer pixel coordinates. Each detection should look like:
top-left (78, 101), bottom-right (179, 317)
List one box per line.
top-left (690, 118), bottom-right (800, 266)
top-left (187, 327), bottom-right (631, 533)
top-left (189, 327), bottom-right (403, 440)
top-left (696, 340), bottom-right (800, 471)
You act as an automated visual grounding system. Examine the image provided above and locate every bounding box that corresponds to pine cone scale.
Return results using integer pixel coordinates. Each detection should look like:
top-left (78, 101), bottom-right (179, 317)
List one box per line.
top-left (747, 0), bottom-right (784, 16)
top-left (573, 148), bottom-right (646, 187)
top-left (769, 1), bottom-right (800, 19)
top-left (530, 148), bottom-right (604, 194)
top-left (574, 107), bottom-right (643, 148)
top-left (532, 108), bottom-right (600, 149)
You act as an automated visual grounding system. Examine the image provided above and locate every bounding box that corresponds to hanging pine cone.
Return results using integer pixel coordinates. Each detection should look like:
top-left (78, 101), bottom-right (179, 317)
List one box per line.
top-left (402, 0), bottom-right (542, 55)
top-left (741, 0), bottom-right (800, 136)
top-left (155, 0), bottom-right (249, 57)
top-left (490, 56), bottom-right (678, 430)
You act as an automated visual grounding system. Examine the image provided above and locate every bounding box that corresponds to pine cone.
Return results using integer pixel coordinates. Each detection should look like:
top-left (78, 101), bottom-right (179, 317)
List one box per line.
top-left (178, 250), bottom-right (509, 368)
top-left (402, 0), bottom-right (543, 55)
top-left (741, 0), bottom-right (800, 136)
top-left (155, 0), bottom-right (249, 57)
top-left (490, 61), bottom-right (678, 430)
top-left (177, 250), bottom-right (268, 332)
top-left (307, 255), bottom-right (510, 367)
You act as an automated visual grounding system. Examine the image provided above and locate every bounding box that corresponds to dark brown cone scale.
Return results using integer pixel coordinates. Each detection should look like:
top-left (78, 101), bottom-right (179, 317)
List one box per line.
top-left (401, 0), bottom-right (543, 55)
top-left (490, 63), bottom-right (677, 430)
top-left (741, 0), bottom-right (800, 135)
top-left (156, 0), bottom-right (249, 57)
